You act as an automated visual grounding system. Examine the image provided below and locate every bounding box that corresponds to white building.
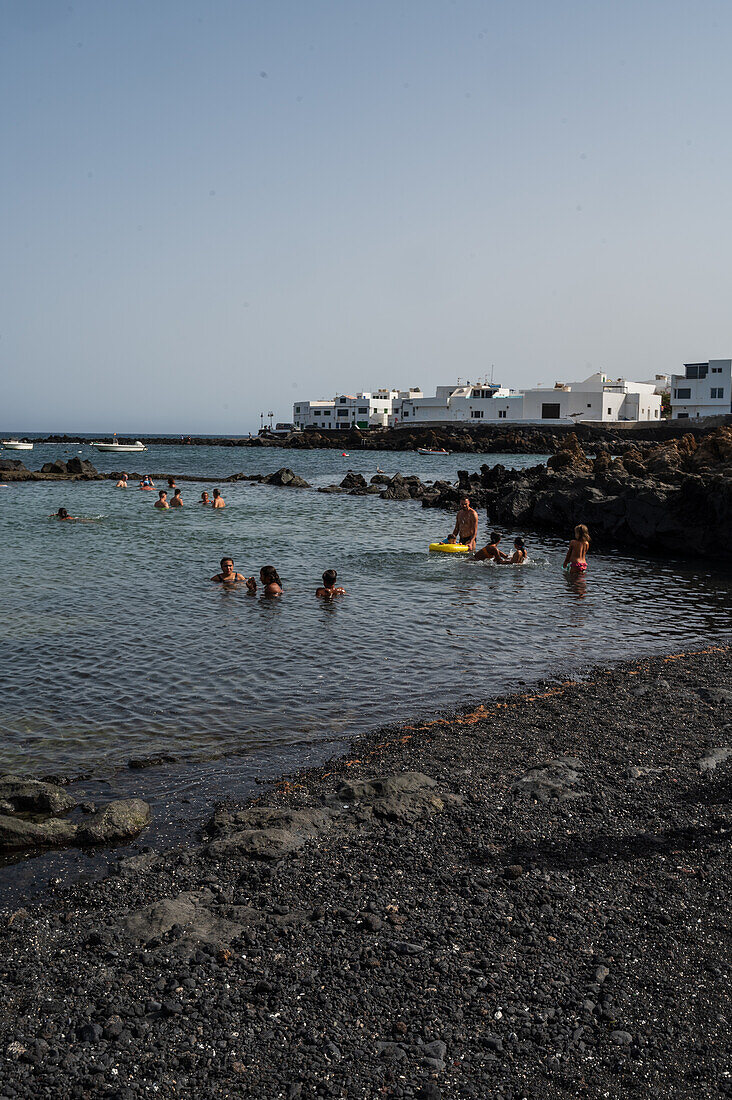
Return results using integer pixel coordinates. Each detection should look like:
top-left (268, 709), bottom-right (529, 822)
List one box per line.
top-left (670, 360), bottom-right (731, 420)
top-left (293, 388), bottom-right (422, 431)
top-left (521, 373), bottom-right (660, 422)
top-left (392, 374), bottom-right (661, 426)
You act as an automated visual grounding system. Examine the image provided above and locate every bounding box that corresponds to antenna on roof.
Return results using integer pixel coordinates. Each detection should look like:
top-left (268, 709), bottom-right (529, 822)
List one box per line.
top-left (490, 364), bottom-right (495, 384)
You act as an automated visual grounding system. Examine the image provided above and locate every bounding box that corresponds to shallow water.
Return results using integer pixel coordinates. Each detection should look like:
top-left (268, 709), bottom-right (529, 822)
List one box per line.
top-left (2, 446), bottom-right (731, 790)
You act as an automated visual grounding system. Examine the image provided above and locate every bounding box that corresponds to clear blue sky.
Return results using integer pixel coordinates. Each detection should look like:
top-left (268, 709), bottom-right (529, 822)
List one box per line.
top-left (2, 0), bottom-right (731, 433)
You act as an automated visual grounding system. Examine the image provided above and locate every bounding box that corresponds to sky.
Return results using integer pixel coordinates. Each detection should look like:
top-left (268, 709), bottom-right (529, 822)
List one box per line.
top-left (2, 0), bottom-right (732, 433)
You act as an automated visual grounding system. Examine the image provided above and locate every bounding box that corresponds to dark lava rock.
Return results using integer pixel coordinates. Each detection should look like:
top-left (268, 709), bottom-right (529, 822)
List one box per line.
top-left (261, 468), bottom-right (310, 488)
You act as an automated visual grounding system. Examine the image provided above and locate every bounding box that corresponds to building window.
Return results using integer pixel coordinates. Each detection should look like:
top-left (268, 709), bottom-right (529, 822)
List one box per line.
top-left (685, 363), bottom-right (708, 379)
top-left (541, 403), bottom-right (561, 419)
top-left (323, 410), bottom-right (331, 416)
top-left (607, 408), bottom-right (612, 415)
top-left (337, 409), bottom-right (349, 417)
top-left (711, 388), bottom-right (724, 399)
top-left (677, 412), bottom-right (689, 419)
top-left (655, 410), bottom-right (659, 417)
top-left (358, 407), bottom-right (368, 414)
top-left (712, 367), bottom-right (722, 373)
top-left (470, 410), bottom-right (484, 419)
top-left (498, 410), bottom-right (507, 419)
top-left (675, 388), bottom-right (691, 400)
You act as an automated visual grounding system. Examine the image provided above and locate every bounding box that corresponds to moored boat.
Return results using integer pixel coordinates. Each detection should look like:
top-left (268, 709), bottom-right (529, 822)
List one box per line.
top-left (92, 439), bottom-right (147, 453)
top-left (1, 440), bottom-right (33, 450)
top-left (417, 447), bottom-right (449, 455)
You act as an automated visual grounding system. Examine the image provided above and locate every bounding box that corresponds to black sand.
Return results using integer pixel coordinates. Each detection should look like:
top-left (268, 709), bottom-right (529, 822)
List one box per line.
top-left (0, 646), bottom-right (730, 1099)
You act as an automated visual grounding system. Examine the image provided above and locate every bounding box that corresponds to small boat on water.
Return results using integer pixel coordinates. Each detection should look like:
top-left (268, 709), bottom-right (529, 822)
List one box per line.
top-left (92, 439), bottom-right (147, 453)
top-left (417, 447), bottom-right (449, 455)
top-left (1, 440), bottom-right (33, 450)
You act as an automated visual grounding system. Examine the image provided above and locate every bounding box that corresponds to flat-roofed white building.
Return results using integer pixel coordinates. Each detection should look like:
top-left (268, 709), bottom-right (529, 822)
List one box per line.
top-left (670, 360), bottom-right (731, 419)
top-left (293, 388), bottom-right (422, 430)
top-left (391, 374), bottom-right (662, 426)
top-left (521, 373), bottom-right (661, 422)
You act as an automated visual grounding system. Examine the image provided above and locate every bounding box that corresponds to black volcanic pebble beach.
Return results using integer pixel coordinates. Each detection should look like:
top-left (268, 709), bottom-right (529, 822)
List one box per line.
top-left (0, 646), bottom-right (730, 1099)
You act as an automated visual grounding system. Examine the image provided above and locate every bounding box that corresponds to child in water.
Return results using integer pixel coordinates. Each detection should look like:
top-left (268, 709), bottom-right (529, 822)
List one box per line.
top-left (508, 537), bottom-right (527, 564)
top-left (563, 524), bottom-right (590, 574)
top-left (316, 569), bottom-right (346, 597)
top-left (254, 565), bottom-right (283, 596)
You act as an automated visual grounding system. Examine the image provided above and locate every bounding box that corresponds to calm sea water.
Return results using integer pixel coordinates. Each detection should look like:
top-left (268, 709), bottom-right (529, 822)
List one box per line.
top-left (1, 443), bottom-right (731, 788)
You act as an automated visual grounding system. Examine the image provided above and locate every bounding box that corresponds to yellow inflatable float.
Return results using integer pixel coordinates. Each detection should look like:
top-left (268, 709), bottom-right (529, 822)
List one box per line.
top-left (428, 542), bottom-right (470, 553)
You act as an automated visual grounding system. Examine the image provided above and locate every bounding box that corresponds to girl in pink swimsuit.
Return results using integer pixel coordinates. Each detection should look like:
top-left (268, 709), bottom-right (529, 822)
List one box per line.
top-left (563, 524), bottom-right (590, 574)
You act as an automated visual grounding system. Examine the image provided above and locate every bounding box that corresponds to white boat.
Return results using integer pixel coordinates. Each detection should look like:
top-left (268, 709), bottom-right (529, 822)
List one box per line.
top-left (91, 440), bottom-right (147, 453)
top-left (417, 447), bottom-right (449, 455)
top-left (1, 440), bottom-right (33, 450)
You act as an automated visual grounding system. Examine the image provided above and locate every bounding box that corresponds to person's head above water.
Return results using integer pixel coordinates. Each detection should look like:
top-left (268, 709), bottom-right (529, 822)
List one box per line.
top-left (260, 565), bottom-right (282, 587)
top-left (200, 491), bottom-right (210, 500)
top-left (158, 490), bottom-right (167, 499)
top-left (574, 524), bottom-right (590, 543)
top-left (173, 488), bottom-right (182, 497)
top-left (56, 507), bottom-right (69, 519)
top-left (460, 496), bottom-right (471, 508)
top-left (490, 531), bottom-right (501, 543)
top-left (213, 488), bottom-right (221, 498)
top-left (322, 569), bottom-right (338, 588)
top-left (514, 537), bottom-right (525, 550)
top-left (220, 557), bottom-right (235, 573)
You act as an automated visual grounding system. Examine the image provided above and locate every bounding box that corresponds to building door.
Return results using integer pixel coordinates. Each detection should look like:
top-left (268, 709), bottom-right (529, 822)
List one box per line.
top-left (541, 403), bottom-right (561, 419)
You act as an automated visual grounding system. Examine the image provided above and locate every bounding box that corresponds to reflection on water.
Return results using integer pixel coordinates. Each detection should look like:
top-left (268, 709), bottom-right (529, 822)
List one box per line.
top-left (1, 450), bottom-right (730, 780)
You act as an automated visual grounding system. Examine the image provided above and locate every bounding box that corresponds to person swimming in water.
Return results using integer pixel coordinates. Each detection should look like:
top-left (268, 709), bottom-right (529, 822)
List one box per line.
top-left (211, 556), bottom-right (247, 584)
top-left (508, 537), bottom-right (527, 564)
top-left (212, 488), bottom-right (225, 509)
top-left (154, 490), bottom-right (169, 510)
top-left (115, 473), bottom-right (129, 488)
top-left (54, 507), bottom-right (71, 520)
top-left (167, 477), bottom-right (177, 489)
top-left (170, 488), bottom-right (183, 507)
top-left (140, 476), bottom-right (154, 488)
top-left (249, 565), bottom-right (283, 596)
top-left (473, 531), bottom-right (508, 563)
top-left (563, 524), bottom-right (590, 575)
top-left (199, 491), bottom-right (211, 505)
top-left (316, 569), bottom-right (346, 598)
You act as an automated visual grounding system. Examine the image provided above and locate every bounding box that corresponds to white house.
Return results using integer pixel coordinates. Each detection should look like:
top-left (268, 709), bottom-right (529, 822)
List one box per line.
top-left (670, 360), bottom-right (731, 420)
top-left (521, 373), bottom-right (661, 423)
top-left (293, 389), bottom-right (422, 430)
top-left (392, 374), bottom-right (661, 426)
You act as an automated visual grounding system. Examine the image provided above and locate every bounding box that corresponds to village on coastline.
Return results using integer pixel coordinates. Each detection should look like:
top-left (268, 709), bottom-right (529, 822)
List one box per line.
top-left (290, 358), bottom-right (732, 432)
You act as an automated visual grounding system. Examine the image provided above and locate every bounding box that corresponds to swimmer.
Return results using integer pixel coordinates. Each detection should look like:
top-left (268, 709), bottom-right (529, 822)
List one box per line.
top-left (53, 507), bottom-right (71, 520)
top-left (563, 524), bottom-right (590, 575)
top-left (170, 488), bottom-right (183, 507)
top-left (212, 488), bottom-right (225, 509)
top-left (140, 476), bottom-right (155, 488)
top-left (474, 531), bottom-right (508, 563)
top-left (508, 537), bottom-right (527, 564)
top-left (316, 569), bottom-right (346, 598)
top-left (199, 491), bottom-right (211, 505)
top-left (450, 496), bottom-right (479, 551)
top-left (211, 556), bottom-right (247, 584)
top-left (251, 565), bottom-right (283, 596)
top-left (154, 490), bottom-right (170, 510)
top-left (115, 473), bottom-right (129, 488)
top-left (167, 477), bottom-right (177, 489)
top-left (442, 533), bottom-right (460, 545)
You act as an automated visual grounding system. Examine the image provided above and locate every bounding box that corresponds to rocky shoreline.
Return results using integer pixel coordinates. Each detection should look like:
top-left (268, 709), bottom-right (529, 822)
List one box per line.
top-left (0, 646), bottom-right (730, 1099)
top-left (19, 415), bottom-right (732, 453)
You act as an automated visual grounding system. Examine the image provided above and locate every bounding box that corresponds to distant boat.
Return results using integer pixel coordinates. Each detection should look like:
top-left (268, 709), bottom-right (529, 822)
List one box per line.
top-left (1, 440), bottom-right (33, 450)
top-left (417, 447), bottom-right (449, 455)
top-left (92, 439), bottom-right (147, 453)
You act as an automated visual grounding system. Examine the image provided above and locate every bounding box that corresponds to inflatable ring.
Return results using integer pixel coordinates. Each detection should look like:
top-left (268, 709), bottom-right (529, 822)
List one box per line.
top-left (429, 542), bottom-right (470, 553)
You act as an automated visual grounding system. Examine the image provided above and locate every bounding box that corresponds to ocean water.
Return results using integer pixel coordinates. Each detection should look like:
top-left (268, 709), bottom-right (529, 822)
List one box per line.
top-left (1, 444), bottom-right (731, 788)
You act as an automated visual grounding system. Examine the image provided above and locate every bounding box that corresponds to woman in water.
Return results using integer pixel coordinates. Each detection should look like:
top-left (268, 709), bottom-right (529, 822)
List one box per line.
top-left (199, 491), bottom-right (211, 505)
top-left (508, 537), bottom-right (527, 564)
top-left (257, 565), bottom-right (283, 596)
top-left (563, 524), bottom-right (590, 575)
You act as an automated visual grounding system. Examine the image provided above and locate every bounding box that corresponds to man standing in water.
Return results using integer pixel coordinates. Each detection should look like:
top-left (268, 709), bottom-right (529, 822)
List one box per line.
top-left (450, 496), bottom-right (479, 550)
top-left (212, 488), bottom-right (225, 509)
top-left (154, 490), bottom-right (169, 510)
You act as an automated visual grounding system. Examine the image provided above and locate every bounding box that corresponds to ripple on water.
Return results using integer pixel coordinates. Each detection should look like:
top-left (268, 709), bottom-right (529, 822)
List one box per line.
top-left (1, 453), bottom-right (731, 777)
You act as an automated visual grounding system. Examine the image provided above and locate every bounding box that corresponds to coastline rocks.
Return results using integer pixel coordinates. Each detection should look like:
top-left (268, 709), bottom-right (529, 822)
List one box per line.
top-left (205, 805), bottom-right (334, 861)
top-left (331, 772), bottom-right (462, 822)
top-left (0, 792), bottom-right (151, 854)
top-left (76, 799), bottom-right (152, 845)
top-left (340, 471), bottom-right (367, 490)
top-left (261, 468), bottom-right (310, 488)
top-left (425, 428), bottom-right (732, 559)
top-left (122, 888), bottom-right (245, 945)
top-left (512, 758), bottom-right (586, 802)
top-left (0, 775), bottom-right (76, 815)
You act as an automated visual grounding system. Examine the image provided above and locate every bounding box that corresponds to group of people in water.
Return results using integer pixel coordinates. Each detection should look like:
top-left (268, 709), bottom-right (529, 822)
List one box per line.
top-left (446, 496), bottom-right (590, 575)
top-left (114, 474), bottom-right (226, 510)
top-left (211, 558), bottom-right (345, 599)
